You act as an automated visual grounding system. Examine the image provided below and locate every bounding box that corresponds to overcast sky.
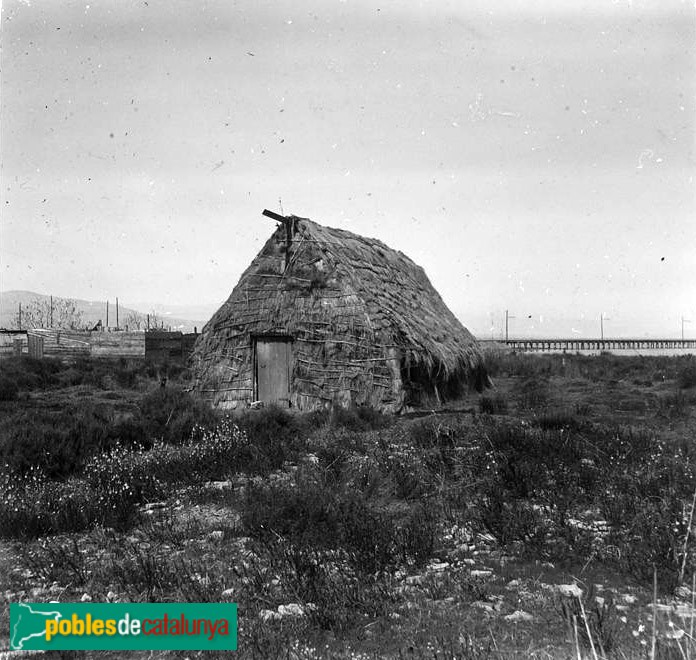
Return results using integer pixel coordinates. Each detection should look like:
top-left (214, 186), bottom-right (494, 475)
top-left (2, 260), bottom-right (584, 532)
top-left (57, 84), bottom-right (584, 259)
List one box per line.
top-left (2, 0), bottom-right (694, 338)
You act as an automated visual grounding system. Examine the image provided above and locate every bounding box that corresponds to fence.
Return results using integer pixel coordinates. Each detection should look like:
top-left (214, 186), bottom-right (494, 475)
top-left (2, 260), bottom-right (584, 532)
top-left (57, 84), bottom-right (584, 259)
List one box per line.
top-left (0, 329), bottom-right (199, 361)
top-left (145, 331), bottom-right (199, 359)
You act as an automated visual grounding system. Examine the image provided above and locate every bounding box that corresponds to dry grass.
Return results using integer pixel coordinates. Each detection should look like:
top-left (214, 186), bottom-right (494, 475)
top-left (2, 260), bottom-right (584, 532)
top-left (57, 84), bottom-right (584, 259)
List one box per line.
top-left (2, 353), bottom-right (696, 658)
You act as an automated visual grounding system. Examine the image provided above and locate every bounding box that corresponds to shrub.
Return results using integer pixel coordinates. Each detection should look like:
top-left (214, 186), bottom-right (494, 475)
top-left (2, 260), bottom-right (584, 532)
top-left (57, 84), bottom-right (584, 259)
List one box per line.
top-left (240, 464), bottom-right (441, 574)
top-left (517, 377), bottom-right (550, 411)
top-left (468, 419), bottom-right (602, 556)
top-left (235, 406), bottom-right (308, 474)
top-left (70, 356), bottom-right (156, 390)
top-left (678, 358), bottom-right (696, 389)
top-left (138, 386), bottom-right (218, 445)
top-left (378, 444), bottom-right (434, 500)
top-left (0, 355), bottom-right (188, 394)
top-left (0, 466), bottom-right (142, 538)
top-left (0, 356), bottom-right (63, 391)
top-left (106, 417), bottom-right (150, 450)
top-left (399, 502), bottom-right (440, 567)
top-left (0, 420), bottom-right (248, 539)
top-left (243, 540), bottom-right (395, 631)
top-left (0, 404), bottom-right (113, 478)
top-left (480, 421), bottom-right (588, 502)
top-left (407, 415), bottom-right (470, 450)
top-left (605, 494), bottom-right (685, 591)
top-left (478, 393), bottom-right (508, 415)
top-left (483, 352), bottom-right (553, 379)
top-left (559, 584), bottom-right (621, 655)
top-left (329, 405), bottom-right (391, 431)
top-left (477, 496), bottom-right (550, 553)
top-left (150, 421), bottom-right (248, 483)
top-left (656, 389), bottom-right (691, 418)
top-left (83, 445), bottom-right (165, 525)
top-left (309, 427), bottom-right (370, 486)
top-left (53, 367), bottom-right (86, 388)
top-left (242, 469), bottom-right (347, 548)
top-left (0, 375), bottom-right (18, 401)
top-left (532, 408), bottom-right (584, 431)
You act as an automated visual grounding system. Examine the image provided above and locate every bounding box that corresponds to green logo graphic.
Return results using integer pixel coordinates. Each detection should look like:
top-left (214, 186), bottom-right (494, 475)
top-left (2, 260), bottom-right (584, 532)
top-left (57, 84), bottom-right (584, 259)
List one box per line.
top-left (10, 603), bottom-right (237, 651)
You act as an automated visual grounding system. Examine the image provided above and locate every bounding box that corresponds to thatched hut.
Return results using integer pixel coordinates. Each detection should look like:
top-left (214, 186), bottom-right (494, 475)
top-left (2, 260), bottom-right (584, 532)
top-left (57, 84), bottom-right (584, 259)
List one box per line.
top-left (191, 212), bottom-right (488, 413)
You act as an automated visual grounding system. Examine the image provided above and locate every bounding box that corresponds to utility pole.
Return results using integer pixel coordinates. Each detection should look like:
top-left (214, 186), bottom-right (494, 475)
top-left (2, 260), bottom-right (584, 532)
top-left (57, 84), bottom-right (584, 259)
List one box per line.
top-left (106, 301), bottom-right (109, 329)
top-left (116, 297), bottom-right (119, 330)
top-left (50, 295), bottom-right (53, 328)
top-left (505, 310), bottom-right (516, 343)
top-left (600, 313), bottom-right (610, 342)
top-left (682, 316), bottom-right (692, 340)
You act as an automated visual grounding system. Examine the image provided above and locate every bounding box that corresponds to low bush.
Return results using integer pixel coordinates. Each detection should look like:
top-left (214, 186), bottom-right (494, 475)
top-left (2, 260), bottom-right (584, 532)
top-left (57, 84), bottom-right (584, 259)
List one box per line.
top-left (138, 386), bottom-right (219, 445)
top-left (0, 356), bottom-right (64, 390)
top-left (407, 415), bottom-right (470, 450)
top-left (517, 377), bottom-right (551, 411)
top-left (484, 352), bottom-right (692, 386)
top-left (478, 393), bottom-right (509, 415)
top-left (83, 445), bottom-right (166, 521)
top-left (467, 419), bottom-right (603, 557)
top-left (1, 383), bottom-right (220, 479)
top-left (0, 404), bottom-right (113, 478)
top-left (161, 421), bottom-right (249, 483)
top-left (235, 406), bottom-right (309, 474)
top-left (379, 444), bottom-right (435, 500)
top-left (328, 405), bottom-right (392, 431)
top-left (483, 422), bottom-right (588, 500)
top-left (657, 389), bottom-right (693, 418)
top-left (242, 540), bottom-right (396, 631)
top-left (0, 467), bottom-right (141, 538)
top-left (679, 358), bottom-right (696, 389)
top-left (0, 420), bottom-right (249, 539)
top-left (240, 463), bottom-right (442, 574)
top-left (559, 584), bottom-right (622, 655)
top-left (477, 496), bottom-right (551, 553)
top-left (532, 408), bottom-right (584, 431)
top-left (0, 374), bottom-right (19, 401)
top-left (483, 352), bottom-right (555, 379)
top-left (399, 501), bottom-right (440, 567)
top-left (1, 355), bottom-right (191, 394)
top-left (605, 494), bottom-right (685, 591)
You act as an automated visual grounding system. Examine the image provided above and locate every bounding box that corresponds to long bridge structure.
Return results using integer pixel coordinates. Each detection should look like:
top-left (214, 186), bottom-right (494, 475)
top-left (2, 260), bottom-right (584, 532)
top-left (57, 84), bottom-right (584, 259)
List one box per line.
top-left (479, 338), bottom-right (696, 353)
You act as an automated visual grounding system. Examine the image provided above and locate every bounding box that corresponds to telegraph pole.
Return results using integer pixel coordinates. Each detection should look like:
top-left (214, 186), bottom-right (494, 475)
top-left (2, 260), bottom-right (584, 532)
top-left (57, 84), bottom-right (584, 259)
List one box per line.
top-left (116, 297), bottom-right (119, 330)
top-left (505, 310), bottom-right (516, 342)
top-left (50, 295), bottom-right (53, 328)
top-left (682, 316), bottom-right (691, 341)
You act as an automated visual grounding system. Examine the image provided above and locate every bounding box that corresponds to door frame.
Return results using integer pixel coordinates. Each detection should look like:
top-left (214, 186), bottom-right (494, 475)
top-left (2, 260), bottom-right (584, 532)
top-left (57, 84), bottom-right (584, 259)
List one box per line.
top-left (252, 334), bottom-right (293, 404)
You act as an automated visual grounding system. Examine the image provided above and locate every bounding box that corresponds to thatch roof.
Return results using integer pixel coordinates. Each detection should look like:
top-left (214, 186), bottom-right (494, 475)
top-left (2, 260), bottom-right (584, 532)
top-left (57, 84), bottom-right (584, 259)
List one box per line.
top-left (192, 216), bottom-right (487, 411)
top-left (301, 220), bottom-right (482, 376)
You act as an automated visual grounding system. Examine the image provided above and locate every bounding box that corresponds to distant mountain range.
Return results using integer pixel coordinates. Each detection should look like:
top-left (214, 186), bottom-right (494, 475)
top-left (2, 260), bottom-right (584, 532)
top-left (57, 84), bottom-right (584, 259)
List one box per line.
top-left (0, 291), bottom-right (219, 333)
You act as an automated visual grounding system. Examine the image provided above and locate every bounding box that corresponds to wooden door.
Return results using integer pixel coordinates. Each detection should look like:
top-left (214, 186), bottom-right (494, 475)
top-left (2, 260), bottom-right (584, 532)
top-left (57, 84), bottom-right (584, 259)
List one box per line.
top-left (255, 338), bottom-right (291, 406)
